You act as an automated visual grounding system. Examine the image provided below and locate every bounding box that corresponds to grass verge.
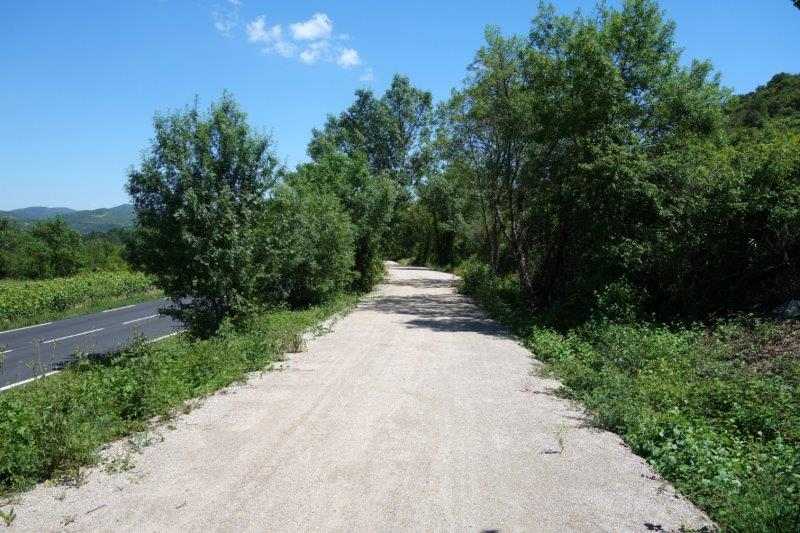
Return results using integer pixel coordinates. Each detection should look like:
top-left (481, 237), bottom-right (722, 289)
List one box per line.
top-left (0, 293), bottom-right (358, 495)
top-left (458, 260), bottom-right (800, 532)
top-left (0, 271), bottom-right (160, 331)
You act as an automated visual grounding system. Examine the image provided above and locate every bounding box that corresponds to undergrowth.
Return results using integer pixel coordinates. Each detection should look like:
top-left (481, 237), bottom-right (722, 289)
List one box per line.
top-left (0, 294), bottom-right (357, 494)
top-left (458, 259), bottom-right (800, 532)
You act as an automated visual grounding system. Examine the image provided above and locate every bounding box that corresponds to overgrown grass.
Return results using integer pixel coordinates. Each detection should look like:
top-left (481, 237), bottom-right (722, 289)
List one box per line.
top-left (0, 271), bottom-right (159, 331)
top-left (0, 294), bottom-right (357, 494)
top-left (458, 260), bottom-right (800, 532)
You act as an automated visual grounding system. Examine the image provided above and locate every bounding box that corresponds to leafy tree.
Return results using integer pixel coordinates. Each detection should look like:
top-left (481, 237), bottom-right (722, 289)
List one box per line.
top-left (29, 218), bottom-right (84, 278)
top-left (436, 0), bottom-right (731, 317)
top-left (127, 94), bottom-right (278, 335)
top-left (309, 74), bottom-right (433, 190)
top-left (254, 185), bottom-right (354, 307)
top-left (728, 72), bottom-right (800, 129)
top-left (290, 152), bottom-right (397, 291)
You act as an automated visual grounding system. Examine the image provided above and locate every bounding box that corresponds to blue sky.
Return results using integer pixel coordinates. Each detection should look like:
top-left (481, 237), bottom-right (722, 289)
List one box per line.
top-left (1, 0), bottom-right (799, 210)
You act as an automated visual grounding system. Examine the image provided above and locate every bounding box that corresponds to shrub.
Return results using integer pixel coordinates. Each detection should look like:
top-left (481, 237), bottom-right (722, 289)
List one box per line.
top-left (126, 93), bottom-right (278, 336)
top-left (255, 185), bottom-right (355, 308)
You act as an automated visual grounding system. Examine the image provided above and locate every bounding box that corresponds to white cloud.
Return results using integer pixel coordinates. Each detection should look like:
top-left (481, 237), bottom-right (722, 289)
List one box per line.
top-left (290, 13), bottom-right (332, 41)
top-left (212, 0), bottom-right (241, 37)
top-left (298, 41), bottom-right (330, 65)
top-left (246, 16), bottom-right (297, 58)
top-left (337, 48), bottom-right (361, 69)
top-left (271, 40), bottom-right (297, 58)
top-left (242, 12), bottom-right (365, 72)
top-left (246, 16), bottom-right (278, 43)
top-left (359, 68), bottom-right (374, 82)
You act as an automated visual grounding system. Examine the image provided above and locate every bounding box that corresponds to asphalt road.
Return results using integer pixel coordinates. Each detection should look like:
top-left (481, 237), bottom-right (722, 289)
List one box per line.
top-left (0, 299), bottom-right (183, 390)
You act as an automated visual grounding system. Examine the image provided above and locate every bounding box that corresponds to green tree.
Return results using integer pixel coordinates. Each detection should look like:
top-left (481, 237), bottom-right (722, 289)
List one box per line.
top-left (29, 218), bottom-right (84, 278)
top-left (309, 75), bottom-right (433, 189)
top-left (441, 0), bottom-right (728, 316)
top-left (127, 94), bottom-right (278, 335)
top-left (290, 152), bottom-right (397, 291)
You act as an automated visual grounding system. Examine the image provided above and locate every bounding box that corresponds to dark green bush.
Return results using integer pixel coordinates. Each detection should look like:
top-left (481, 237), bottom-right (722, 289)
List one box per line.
top-left (255, 185), bottom-right (355, 308)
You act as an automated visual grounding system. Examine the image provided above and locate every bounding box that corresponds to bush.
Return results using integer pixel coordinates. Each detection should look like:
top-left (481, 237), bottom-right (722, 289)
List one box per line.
top-left (255, 185), bottom-right (355, 308)
top-left (290, 152), bottom-right (397, 292)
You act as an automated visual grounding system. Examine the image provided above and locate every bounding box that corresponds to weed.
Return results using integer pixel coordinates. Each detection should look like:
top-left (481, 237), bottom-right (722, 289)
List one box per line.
top-left (0, 507), bottom-right (16, 527)
top-left (104, 453), bottom-right (135, 474)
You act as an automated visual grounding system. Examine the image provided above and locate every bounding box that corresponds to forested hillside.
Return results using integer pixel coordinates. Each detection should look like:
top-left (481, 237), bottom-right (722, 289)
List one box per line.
top-left (0, 204), bottom-right (134, 234)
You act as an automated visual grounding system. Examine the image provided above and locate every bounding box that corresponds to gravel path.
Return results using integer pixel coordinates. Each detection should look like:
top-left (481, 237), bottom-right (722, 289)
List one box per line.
top-left (11, 263), bottom-right (712, 532)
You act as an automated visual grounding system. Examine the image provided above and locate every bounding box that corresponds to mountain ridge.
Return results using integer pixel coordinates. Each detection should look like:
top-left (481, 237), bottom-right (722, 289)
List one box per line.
top-left (0, 204), bottom-right (134, 234)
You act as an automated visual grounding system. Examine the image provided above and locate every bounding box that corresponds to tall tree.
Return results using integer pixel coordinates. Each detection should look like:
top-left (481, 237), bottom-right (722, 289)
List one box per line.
top-left (309, 74), bottom-right (433, 190)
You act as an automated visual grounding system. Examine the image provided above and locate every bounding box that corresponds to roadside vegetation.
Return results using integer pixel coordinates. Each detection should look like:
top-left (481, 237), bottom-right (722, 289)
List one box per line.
top-left (460, 261), bottom-right (800, 530)
top-left (0, 216), bottom-right (158, 329)
top-left (0, 271), bottom-right (157, 330)
top-left (0, 294), bottom-right (356, 493)
top-left (1, 0), bottom-right (797, 528)
top-left (391, 1), bottom-right (799, 530)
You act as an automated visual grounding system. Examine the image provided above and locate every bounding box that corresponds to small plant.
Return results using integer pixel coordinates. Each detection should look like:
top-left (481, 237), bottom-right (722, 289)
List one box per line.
top-left (286, 333), bottom-right (307, 353)
top-left (104, 453), bottom-right (135, 474)
top-left (128, 432), bottom-right (160, 454)
top-left (57, 466), bottom-right (87, 489)
top-left (0, 507), bottom-right (16, 527)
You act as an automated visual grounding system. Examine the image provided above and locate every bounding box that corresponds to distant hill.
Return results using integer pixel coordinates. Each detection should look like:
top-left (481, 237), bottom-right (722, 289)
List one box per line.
top-left (0, 204), bottom-right (135, 234)
top-left (3, 206), bottom-right (76, 220)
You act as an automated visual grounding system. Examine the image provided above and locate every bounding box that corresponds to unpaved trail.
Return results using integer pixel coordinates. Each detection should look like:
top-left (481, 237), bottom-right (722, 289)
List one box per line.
top-left (11, 263), bottom-right (711, 532)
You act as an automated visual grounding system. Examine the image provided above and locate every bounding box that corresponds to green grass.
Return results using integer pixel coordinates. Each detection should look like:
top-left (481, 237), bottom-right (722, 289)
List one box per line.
top-left (0, 271), bottom-right (160, 331)
top-left (0, 293), bottom-right (358, 494)
top-left (457, 260), bottom-right (800, 532)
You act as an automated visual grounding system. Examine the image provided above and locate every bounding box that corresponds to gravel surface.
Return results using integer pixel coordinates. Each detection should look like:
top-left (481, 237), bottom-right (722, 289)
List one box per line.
top-left (10, 263), bottom-right (712, 532)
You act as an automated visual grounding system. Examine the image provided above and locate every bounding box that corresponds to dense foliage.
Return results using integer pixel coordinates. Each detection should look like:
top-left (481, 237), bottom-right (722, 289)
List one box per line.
top-left (459, 262), bottom-right (800, 531)
top-left (398, 0), bottom-right (799, 323)
top-left (0, 271), bottom-right (154, 330)
top-left (127, 91), bottom-right (403, 334)
top-left (127, 94), bottom-right (279, 335)
top-left (0, 218), bottom-right (128, 280)
top-left (255, 184), bottom-right (355, 307)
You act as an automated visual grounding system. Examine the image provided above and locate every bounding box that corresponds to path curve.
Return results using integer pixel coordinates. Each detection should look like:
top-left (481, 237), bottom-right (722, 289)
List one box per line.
top-left (12, 263), bottom-right (711, 532)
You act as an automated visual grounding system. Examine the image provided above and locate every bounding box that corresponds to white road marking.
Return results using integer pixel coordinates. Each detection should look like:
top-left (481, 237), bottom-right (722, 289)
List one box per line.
top-left (146, 331), bottom-right (183, 344)
top-left (0, 322), bottom-right (54, 335)
top-left (0, 370), bottom-right (61, 392)
top-left (123, 314), bottom-right (160, 325)
top-left (102, 304), bottom-right (136, 313)
top-left (1, 349), bottom-right (13, 355)
top-left (42, 328), bottom-right (104, 344)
